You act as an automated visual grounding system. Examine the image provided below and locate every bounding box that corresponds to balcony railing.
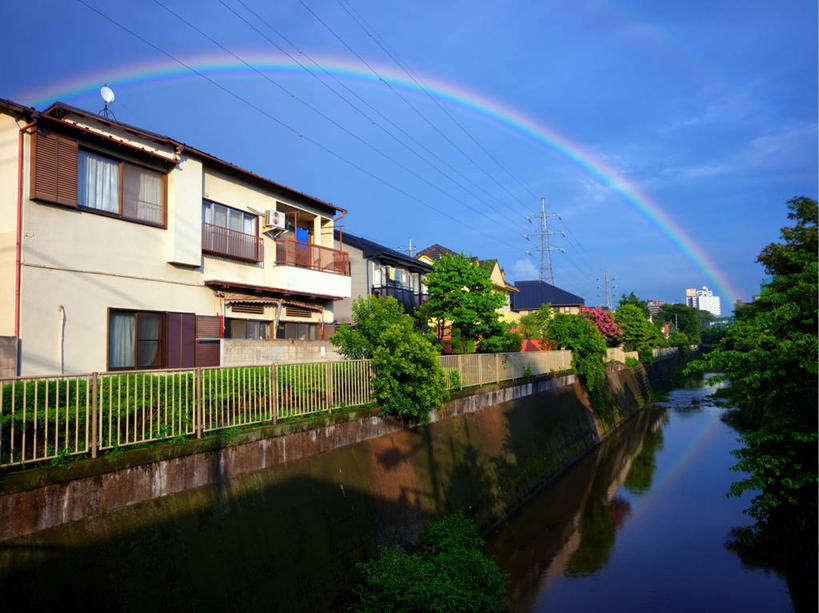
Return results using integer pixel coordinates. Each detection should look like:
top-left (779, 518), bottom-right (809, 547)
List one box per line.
top-left (275, 238), bottom-right (350, 275)
top-left (372, 285), bottom-right (427, 314)
top-left (202, 223), bottom-right (264, 263)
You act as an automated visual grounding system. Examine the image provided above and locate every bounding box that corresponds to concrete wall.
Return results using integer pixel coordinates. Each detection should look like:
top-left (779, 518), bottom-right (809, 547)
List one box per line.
top-left (222, 339), bottom-right (343, 365)
top-left (0, 336), bottom-right (17, 377)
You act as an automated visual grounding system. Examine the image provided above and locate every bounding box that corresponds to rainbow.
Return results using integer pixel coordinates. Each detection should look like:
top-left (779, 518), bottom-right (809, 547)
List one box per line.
top-left (14, 53), bottom-right (741, 302)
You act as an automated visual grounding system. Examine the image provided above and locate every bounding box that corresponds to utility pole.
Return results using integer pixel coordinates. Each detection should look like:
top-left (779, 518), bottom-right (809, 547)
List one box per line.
top-left (524, 197), bottom-right (565, 284)
top-left (407, 238), bottom-right (415, 258)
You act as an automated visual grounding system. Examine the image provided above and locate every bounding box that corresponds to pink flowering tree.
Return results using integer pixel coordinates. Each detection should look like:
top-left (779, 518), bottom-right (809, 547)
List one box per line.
top-left (580, 306), bottom-right (623, 346)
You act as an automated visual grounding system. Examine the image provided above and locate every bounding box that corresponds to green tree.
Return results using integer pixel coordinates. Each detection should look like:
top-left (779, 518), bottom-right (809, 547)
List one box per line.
top-left (516, 303), bottom-right (552, 340)
top-left (417, 253), bottom-right (507, 351)
top-left (332, 295), bottom-right (447, 422)
top-left (686, 197), bottom-right (817, 607)
top-left (615, 304), bottom-right (661, 363)
top-left (618, 291), bottom-right (649, 317)
top-left (545, 313), bottom-right (608, 408)
top-left (655, 303), bottom-right (702, 342)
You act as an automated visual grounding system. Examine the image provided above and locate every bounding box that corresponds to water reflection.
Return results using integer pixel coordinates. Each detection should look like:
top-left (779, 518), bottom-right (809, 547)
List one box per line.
top-left (488, 375), bottom-right (792, 612)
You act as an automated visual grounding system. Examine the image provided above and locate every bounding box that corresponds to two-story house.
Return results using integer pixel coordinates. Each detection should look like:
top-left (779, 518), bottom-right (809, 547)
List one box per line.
top-left (416, 244), bottom-right (519, 322)
top-left (511, 280), bottom-right (585, 316)
top-left (333, 231), bottom-right (431, 322)
top-left (0, 98), bottom-right (351, 375)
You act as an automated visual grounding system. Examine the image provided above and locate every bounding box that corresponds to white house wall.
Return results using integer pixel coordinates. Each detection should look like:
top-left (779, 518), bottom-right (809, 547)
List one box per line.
top-left (0, 114), bottom-right (20, 336)
top-left (168, 154), bottom-right (204, 267)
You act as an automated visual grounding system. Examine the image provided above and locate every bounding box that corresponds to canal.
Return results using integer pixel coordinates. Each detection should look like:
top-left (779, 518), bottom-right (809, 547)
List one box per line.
top-left (487, 374), bottom-right (793, 611)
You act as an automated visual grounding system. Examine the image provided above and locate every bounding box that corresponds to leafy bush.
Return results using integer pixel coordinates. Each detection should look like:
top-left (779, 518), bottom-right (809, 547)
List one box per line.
top-left (351, 513), bottom-right (507, 613)
top-left (667, 330), bottom-right (690, 355)
top-left (476, 329), bottom-right (523, 353)
top-left (545, 313), bottom-right (607, 408)
top-left (332, 296), bottom-right (447, 422)
top-left (615, 304), bottom-right (661, 363)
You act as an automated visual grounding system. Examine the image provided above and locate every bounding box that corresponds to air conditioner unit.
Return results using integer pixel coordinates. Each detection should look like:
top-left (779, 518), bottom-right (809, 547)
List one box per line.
top-left (263, 210), bottom-right (285, 230)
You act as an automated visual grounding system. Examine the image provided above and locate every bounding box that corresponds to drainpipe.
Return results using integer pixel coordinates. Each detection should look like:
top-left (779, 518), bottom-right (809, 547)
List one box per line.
top-left (15, 119), bottom-right (37, 373)
top-left (57, 305), bottom-right (66, 374)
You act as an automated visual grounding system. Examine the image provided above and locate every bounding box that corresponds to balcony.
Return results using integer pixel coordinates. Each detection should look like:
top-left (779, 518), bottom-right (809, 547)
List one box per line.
top-left (275, 238), bottom-right (350, 275)
top-left (372, 285), bottom-right (428, 315)
top-left (202, 223), bottom-right (264, 263)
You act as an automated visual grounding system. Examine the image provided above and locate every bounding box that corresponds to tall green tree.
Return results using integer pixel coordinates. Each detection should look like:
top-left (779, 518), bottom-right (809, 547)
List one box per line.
top-left (332, 295), bottom-right (447, 422)
top-left (618, 291), bottom-right (649, 317)
top-left (655, 303), bottom-right (703, 342)
top-left (615, 304), bottom-right (661, 362)
top-left (686, 197), bottom-right (817, 608)
top-left (417, 253), bottom-right (506, 351)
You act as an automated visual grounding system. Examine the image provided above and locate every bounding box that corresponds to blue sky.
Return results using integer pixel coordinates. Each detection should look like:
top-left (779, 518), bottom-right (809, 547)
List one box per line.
top-left (2, 0), bottom-right (816, 310)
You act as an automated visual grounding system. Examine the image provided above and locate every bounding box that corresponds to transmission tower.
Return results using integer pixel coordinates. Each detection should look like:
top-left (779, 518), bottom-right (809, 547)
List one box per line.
top-left (597, 270), bottom-right (616, 310)
top-left (524, 197), bottom-right (565, 284)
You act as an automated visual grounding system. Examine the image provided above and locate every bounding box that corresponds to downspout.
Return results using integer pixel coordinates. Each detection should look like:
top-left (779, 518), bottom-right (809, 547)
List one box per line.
top-left (16, 118), bottom-right (37, 373)
top-left (57, 305), bottom-right (66, 374)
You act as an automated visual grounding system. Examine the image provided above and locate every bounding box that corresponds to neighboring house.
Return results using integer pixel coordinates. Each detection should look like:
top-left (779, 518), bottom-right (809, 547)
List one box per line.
top-left (334, 231), bottom-right (431, 322)
top-left (0, 98), bottom-right (351, 375)
top-left (511, 280), bottom-right (585, 316)
top-left (477, 259), bottom-right (519, 322)
top-left (416, 244), bottom-right (518, 322)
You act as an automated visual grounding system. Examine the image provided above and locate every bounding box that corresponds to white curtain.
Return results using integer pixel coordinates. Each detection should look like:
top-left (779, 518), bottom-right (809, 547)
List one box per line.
top-left (78, 151), bottom-right (118, 212)
top-left (137, 171), bottom-right (162, 224)
top-left (109, 312), bottom-right (135, 368)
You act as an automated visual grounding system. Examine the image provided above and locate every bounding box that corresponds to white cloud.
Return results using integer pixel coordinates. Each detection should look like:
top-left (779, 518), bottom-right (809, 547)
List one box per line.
top-left (508, 258), bottom-right (538, 282)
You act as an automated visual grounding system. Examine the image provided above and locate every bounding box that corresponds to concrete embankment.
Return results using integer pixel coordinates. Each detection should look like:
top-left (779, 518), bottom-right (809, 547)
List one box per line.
top-left (0, 356), bottom-right (690, 611)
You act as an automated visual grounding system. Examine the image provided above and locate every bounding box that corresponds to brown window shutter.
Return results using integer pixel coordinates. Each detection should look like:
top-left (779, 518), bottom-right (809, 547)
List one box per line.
top-left (30, 129), bottom-right (77, 207)
top-left (55, 136), bottom-right (78, 207)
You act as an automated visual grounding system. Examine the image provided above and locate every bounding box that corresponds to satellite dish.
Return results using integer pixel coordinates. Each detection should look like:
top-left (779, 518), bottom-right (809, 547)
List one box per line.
top-left (100, 85), bottom-right (115, 104)
top-left (98, 85), bottom-right (117, 120)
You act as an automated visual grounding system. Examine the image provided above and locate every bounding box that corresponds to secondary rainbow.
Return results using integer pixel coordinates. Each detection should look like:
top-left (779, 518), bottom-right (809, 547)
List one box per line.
top-left (16, 53), bottom-right (741, 302)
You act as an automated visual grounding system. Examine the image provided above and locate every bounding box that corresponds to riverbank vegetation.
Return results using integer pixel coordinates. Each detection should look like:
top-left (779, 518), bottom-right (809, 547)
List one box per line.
top-left (350, 513), bottom-right (507, 612)
top-left (686, 196), bottom-right (817, 611)
top-left (332, 296), bottom-right (447, 423)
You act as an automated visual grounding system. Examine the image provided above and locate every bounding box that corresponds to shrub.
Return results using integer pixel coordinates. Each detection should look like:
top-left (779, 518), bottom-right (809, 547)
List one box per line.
top-left (615, 304), bottom-right (661, 363)
top-left (545, 313), bottom-right (608, 408)
top-left (351, 513), bottom-right (507, 613)
top-left (332, 296), bottom-right (447, 422)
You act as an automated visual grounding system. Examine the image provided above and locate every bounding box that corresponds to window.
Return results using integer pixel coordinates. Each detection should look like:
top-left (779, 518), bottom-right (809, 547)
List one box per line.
top-left (202, 200), bottom-right (262, 261)
top-left (276, 322), bottom-right (319, 340)
top-left (30, 129), bottom-right (166, 226)
top-left (108, 310), bottom-right (164, 370)
top-left (77, 150), bottom-right (165, 225)
top-left (225, 318), bottom-right (269, 340)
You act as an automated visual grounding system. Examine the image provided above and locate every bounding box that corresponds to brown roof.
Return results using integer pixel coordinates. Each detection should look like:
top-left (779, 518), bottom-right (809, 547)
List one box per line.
top-left (416, 244), bottom-right (458, 261)
top-left (37, 101), bottom-right (346, 217)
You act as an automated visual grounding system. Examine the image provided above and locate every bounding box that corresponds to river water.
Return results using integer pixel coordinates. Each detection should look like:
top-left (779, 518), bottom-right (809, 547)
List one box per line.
top-left (487, 375), bottom-right (793, 612)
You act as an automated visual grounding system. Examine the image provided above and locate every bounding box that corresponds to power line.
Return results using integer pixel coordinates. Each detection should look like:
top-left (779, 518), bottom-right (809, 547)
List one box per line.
top-left (73, 0), bottom-right (523, 252)
top-left (219, 0), bottom-right (531, 233)
top-left (297, 0), bottom-right (528, 208)
top-left (337, 0), bottom-right (543, 204)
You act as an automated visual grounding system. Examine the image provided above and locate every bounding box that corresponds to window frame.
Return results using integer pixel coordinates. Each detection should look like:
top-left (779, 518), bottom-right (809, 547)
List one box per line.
top-left (106, 308), bottom-right (166, 371)
top-left (77, 147), bottom-right (168, 229)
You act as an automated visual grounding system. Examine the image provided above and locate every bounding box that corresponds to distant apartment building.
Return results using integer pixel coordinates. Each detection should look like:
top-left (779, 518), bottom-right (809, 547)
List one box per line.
top-left (0, 98), bottom-right (352, 375)
top-left (684, 288), bottom-right (698, 308)
top-left (695, 286), bottom-right (721, 317)
top-left (646, 299), bottom-right (665, 315)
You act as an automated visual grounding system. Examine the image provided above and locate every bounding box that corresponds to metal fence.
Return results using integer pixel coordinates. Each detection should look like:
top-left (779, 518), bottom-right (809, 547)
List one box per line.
top-left (0, 360), bottom-right (373, 469)
top-left (439, 350), bottom-right (572, 389)
top-left (1, 348), bottom-right (623, 469)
